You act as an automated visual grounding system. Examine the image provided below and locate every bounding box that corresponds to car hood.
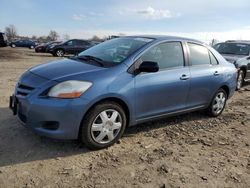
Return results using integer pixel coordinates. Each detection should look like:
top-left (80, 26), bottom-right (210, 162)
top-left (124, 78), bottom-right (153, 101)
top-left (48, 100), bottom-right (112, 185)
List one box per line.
top-left (29, 58), bottom-right (104, 80)
top-left (221, 54), bottom-right (246, 63)
top-left (36, 44), bottom-right (45, 48)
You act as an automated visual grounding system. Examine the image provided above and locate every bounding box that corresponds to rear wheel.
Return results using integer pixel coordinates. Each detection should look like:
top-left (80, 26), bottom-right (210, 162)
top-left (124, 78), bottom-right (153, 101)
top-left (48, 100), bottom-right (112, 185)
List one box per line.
top-left (11, 44), bottom-right (16, 48)
top-left (30, 45), bottom-right (34, 49)
top-left (55, 49), bottom-right (65, 57)
top-left (80, 102), bottom-right (127, 150)
top-left (207, 88), bottom-right (227, 117)
top-left (236, 70), bottom-right (244, 90)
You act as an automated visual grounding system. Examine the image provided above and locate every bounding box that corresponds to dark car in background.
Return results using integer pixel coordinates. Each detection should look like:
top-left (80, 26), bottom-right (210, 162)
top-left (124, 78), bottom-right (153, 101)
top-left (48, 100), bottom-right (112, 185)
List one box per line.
top-left (35, 41), bottom-right (62, 53)
top-left (9, 40), bottom-right (38, 49)
top-left (234, 56), bottom-right (250, 89)
top-left (213, 40), bottom-right (250, 90)
top-left (47, 39), bottom-right (94, 57)
top-left (0, 32), bottom-right (8, 47)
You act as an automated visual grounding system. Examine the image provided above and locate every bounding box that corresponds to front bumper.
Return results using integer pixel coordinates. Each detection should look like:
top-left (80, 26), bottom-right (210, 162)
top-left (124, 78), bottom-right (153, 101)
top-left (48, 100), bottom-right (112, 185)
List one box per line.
top-left (9, 94), bottom-right (90, 140)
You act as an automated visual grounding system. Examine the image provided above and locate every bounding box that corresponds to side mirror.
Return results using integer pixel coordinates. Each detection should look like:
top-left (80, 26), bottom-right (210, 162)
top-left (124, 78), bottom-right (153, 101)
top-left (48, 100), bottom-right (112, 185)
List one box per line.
top-left (138, 61), bottom-right (159, 73)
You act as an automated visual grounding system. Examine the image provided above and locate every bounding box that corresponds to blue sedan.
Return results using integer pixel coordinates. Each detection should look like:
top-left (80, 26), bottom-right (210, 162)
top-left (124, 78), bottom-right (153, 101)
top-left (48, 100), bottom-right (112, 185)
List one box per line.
top-left (10, 36), bottom-right (237, 149)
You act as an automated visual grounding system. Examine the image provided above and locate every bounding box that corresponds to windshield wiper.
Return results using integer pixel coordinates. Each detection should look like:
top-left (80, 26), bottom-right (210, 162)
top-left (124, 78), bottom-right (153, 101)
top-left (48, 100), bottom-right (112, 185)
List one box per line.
top-left (77, 55), bottom-right (105, 67)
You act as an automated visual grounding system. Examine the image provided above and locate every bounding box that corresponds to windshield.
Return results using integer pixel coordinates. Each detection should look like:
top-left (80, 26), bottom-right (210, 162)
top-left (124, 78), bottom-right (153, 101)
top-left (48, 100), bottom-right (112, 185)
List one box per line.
top-left (214, 43), bottom-right (250, 56)
top-left (78, 37), bottom-right (154, 65)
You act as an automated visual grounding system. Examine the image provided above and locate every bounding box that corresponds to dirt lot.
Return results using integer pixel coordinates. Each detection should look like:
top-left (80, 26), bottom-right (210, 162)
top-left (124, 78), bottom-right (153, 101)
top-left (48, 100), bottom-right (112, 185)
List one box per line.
top-left (0, 47), bottom-right (250, 188)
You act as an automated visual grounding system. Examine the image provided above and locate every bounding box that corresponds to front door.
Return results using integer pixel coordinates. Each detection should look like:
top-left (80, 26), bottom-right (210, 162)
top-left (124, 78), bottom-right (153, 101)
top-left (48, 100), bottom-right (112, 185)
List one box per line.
top-left (245, 57), bottom-right (250, 80)
top-left (135, 41), bottom-right (190, 120)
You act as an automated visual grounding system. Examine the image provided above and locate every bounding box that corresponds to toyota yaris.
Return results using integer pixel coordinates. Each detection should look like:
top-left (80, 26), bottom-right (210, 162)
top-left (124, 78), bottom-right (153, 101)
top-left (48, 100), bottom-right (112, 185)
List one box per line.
top-left (10, 36), bottom-right (237, 149)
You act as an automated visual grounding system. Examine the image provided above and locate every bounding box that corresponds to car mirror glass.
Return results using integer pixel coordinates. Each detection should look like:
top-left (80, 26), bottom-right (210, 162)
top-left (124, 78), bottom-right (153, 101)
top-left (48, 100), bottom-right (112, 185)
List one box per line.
top-left (138, 61), bottom-right (159, 73)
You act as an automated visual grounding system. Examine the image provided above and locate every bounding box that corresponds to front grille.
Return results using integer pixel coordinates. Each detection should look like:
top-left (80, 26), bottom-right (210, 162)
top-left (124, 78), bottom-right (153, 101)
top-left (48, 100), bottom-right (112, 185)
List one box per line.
top-left (16, 83), bottom-right (35, 97)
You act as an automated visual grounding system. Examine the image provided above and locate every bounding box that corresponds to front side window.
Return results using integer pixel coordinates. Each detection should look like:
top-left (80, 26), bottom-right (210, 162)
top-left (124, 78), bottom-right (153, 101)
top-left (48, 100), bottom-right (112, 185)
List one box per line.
top-left (66, 40), bottom-right (74, 46)
top-left (140, 42), bottom-right (184, 69)
top-left (188, 43), bottom-right (210, 65)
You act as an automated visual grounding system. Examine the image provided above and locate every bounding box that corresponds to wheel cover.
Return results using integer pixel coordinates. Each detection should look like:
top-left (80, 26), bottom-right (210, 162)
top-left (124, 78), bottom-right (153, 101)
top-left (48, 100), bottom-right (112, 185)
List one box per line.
top-left (212, 92), bottom-right (226, 115)
top-left (237, 72), bottom-right (243, 89)
top-left (57, 50), bottom-right (63, 56)
top-left (91, 109), bottom-right (122, 144)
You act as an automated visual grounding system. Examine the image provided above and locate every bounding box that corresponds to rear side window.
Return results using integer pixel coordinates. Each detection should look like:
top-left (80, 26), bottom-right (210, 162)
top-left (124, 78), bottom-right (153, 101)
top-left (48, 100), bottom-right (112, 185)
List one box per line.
top-left (209, 52), bottom-right (218, 65)
top-left (141, 42), bottom-right (184, 69)
top-left (77, 40), bottom-right (90, 46)
top-left (188, 43), bottom-right (210, 65)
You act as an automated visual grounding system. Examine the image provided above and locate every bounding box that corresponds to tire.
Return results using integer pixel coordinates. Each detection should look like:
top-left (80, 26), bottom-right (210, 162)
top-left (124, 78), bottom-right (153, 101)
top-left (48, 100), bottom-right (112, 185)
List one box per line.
top-left (80, 101), bottom-right (127, 150)
top-left (236, 70), bottom-right (244, 90)
top-left (11, 44), bottom-right (16, 48)
top-left (55, 49), bottom-right (65, 57)
top-left (207, 88), bottom-right (227, 117)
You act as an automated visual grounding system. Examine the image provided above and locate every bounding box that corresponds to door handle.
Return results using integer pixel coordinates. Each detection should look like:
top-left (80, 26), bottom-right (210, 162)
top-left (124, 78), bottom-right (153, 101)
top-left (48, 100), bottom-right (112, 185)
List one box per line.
top-left (214, 71), bottom-right (220, 76)
top-left (180, 74), bottom-right (190, 80)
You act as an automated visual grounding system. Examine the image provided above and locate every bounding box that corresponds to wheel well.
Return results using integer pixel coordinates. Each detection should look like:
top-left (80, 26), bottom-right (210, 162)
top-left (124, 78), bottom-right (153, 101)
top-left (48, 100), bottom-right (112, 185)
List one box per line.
top-left (78, 97), bottom-right (130, 138)
top-left (55, 48), bottom-right (65, 53)
top-left (220, 85), bottom-right (229, 98)
top-left (240, 67), bottom-right (247, 77)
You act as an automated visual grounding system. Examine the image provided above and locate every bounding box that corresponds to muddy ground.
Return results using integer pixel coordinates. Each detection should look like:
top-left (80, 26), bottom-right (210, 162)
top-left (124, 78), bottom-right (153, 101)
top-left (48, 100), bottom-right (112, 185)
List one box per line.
top-left (0, 47), bottom-right (249, 188)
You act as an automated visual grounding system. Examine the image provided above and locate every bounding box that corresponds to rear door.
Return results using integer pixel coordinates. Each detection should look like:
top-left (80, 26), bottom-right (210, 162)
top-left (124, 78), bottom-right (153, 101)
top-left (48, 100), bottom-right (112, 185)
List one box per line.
top-left (246, 50), bottom-right (250, 79)
top-left (186, 42), bottom-right (223, 108)
top-left (23, 40), bottom-right (29, 47)
top-left (76, 40), bottom-right (91, 53)
top-left (135, 41), bottom-right (190, 120)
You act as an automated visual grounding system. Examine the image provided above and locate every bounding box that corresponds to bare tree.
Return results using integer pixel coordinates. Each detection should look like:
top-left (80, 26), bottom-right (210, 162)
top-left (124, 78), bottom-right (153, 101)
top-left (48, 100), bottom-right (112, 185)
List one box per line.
top-left (38, 36), bottom-right (49, 43)
top-left (31, 35), bottom-right (37, 40)
top-left (90, 35), bottom-right (102, 42)
top-left (63, 34), bottom-right (70, 40)
top-left (5, 24), bottom-right (17, 41)
top-left (47, 30), bottom-right (59, 41)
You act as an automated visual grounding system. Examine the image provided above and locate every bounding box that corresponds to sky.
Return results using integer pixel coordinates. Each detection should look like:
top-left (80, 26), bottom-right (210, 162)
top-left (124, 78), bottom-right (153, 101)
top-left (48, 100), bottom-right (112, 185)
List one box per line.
top-left (1, 0), bottom-right (250, 43)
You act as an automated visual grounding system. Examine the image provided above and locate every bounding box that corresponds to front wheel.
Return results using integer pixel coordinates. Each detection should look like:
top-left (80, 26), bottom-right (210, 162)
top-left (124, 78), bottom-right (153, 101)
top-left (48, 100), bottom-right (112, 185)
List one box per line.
top-left (236, 70), bottom-right (244, 90)
top-left (80, 102), bottom-right (127, 150)
top-left (207, 88), bottom-right (227, 117)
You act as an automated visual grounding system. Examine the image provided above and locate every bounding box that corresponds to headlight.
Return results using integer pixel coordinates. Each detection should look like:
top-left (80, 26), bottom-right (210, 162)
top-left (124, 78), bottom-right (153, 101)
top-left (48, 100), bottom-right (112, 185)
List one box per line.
top-left (48, 80), bottom-right (92, 98)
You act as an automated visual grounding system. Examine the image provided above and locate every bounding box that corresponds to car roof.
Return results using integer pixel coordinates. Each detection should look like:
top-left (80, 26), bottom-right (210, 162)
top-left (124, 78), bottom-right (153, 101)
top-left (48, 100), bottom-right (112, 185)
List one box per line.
top-left (218, 41), bottom-right (250, 45)
top-left (126, 35), bottom-right (204, 44)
